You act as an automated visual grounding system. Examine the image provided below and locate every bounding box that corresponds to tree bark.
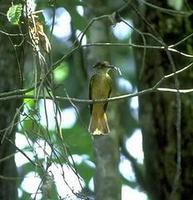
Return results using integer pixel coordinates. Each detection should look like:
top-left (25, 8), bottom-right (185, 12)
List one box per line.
top-left (134, 1), bottom-right (193, 200)
top-left (0, 1), bottom-right (24, 199)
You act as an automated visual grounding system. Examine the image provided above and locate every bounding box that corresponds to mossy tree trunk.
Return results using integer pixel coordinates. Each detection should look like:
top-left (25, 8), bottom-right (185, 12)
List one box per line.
top-left (134, 1), bottom-right (193, 200)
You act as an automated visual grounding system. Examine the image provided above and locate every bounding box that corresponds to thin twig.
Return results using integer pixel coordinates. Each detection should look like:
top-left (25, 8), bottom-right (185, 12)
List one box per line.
top-left (140, 0), bottom-right (193, 16)
top-left (157, 88), bottom-right (193, 93)
top-left (0, 61), bottom-right (192, 103)
top-left (0, 30), bottom-right (25, 37)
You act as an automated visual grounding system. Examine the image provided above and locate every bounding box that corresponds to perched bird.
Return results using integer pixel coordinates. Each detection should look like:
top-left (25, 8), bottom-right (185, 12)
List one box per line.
top-left (88, 61), bottom-right (116, 135)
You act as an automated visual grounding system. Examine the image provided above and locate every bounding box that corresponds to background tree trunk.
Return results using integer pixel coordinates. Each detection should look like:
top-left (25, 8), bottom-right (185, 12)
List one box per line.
top-left (134, 1), bottom-right (193, 200)
top-left (86, 1), bottom-right (121, 200)
top-left (0, 1), bottom-right (24, 199)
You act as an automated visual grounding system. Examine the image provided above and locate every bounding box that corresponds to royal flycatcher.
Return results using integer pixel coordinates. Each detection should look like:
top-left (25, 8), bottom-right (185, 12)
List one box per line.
top-left (88, 61), bottom-right (115, 135)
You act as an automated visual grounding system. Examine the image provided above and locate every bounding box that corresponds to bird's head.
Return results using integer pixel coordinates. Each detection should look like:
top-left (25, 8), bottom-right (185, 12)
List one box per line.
top-left (93, 61), bottom-right (121, 74)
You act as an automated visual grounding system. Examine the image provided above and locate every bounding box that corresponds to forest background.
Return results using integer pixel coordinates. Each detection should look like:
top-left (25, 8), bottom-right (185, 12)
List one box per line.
top-left (0, 0), bottom-right (193, 200)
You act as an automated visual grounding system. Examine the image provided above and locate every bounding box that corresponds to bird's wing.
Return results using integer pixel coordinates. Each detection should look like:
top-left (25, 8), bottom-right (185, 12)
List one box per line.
top-left (104, 77), bottom-right (112, 112)
top-left (89, 75), bottom-right (95, 114)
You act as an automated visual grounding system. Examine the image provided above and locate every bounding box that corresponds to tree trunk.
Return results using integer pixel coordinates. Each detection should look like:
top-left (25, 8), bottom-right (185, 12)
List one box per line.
top-left (134, 1), bottom-right (193, 200)
top-left (85, 1), bottom-right (121, 200)
top-left (0, 1), bottom-right (24, 199)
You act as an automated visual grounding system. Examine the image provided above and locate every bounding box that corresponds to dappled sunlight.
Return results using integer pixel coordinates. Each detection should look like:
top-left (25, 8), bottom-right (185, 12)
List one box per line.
top-left (39, 99), bottom-right (77, 130)
top-left (21, 172), bottom-right (42, 199)
top-left (43, 7), bottom-right (72, 39)
top-left (112, 20), bottom-right (133, 40)
top-left (119, 155), bottom-right (136, 181)
top-left (126, 129), bottom-right (144, 164)
top-left (122, 185), bottom-right (147, 200)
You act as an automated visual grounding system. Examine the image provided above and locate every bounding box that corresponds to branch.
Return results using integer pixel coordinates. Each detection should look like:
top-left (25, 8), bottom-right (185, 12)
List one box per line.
top-left (0, 30), bottom-right (25, 37)
top-left (0, 12), bottom-right (191, 102)
top-left (0, 61), bottom-right (192, 103)
top-left (139, 0), bottom-right (193, 16)
top-left (82, 42), bottom-right (164, 49)
top-left (0, 86), bottom-right (36, 98)
top-left (157, 88), bottom-right (193, 93)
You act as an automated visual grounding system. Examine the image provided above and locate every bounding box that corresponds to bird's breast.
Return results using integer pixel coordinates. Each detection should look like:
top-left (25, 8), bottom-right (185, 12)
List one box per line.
top-left (91, 73), bottom-right (112, 99)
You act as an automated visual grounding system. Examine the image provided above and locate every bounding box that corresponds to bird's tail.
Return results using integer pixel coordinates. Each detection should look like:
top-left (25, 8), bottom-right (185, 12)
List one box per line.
top-left (88, 113), bottom-right (110, 135)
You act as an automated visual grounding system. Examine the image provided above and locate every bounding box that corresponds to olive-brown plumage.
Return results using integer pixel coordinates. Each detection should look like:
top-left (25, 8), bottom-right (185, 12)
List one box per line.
top-left (88, 61), bottom-right (113, 135)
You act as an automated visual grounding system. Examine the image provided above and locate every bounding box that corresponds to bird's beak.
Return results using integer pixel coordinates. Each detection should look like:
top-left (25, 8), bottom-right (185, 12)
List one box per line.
top-left (108, 65), bottom-right (122, 75)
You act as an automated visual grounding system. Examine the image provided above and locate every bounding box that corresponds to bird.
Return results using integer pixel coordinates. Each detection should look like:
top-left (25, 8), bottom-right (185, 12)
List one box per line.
top-left (88, 61), bottom-right (115, 135)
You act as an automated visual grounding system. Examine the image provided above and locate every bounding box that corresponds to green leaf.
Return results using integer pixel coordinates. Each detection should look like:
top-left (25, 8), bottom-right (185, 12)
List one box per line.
top-left (7, 4), bottom-right (22, 25)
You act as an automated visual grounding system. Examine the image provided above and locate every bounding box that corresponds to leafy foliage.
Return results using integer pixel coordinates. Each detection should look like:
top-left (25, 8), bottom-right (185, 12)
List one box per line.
top-left (7, 4), bottom-right (22, 25)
